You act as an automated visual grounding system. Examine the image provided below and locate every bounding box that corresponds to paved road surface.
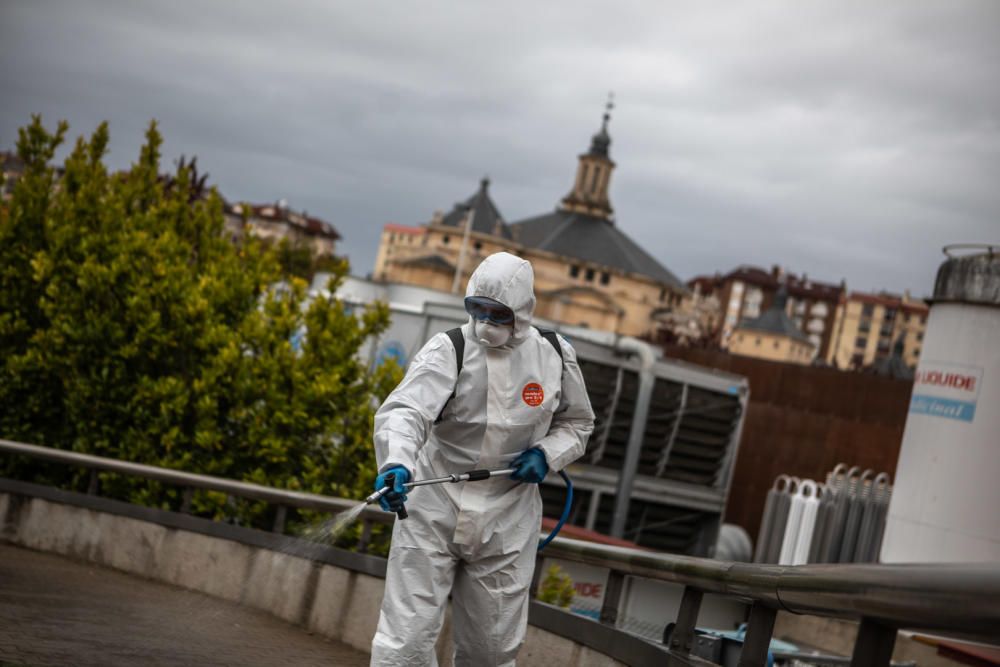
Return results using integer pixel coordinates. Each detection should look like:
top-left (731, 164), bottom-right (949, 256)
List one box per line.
top-left (0, 543), bottom-right (368, 666)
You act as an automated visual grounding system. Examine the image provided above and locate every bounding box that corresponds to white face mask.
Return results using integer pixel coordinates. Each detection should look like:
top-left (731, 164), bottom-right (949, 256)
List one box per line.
top-left (475, 321), bottom-right (512, 347)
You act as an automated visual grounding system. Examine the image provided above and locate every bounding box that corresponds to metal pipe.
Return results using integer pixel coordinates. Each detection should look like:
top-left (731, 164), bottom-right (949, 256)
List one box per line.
top-left (451, 204), bottom-right (476, 294)
top-left (610, 336), bottom-right (657, 538)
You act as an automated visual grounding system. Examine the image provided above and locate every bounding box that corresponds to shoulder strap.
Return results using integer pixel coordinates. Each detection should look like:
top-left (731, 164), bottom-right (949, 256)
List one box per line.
top-left (435, 326), bottom-right (562, 425)
top-left (446, 327), bottom-right (465, 374)
top-left (435, 328), bottom-right (465, 424)
top-left (533, 325), bottom-right (564, 364)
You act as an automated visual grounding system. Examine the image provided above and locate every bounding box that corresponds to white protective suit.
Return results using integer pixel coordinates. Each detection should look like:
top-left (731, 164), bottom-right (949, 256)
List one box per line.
top-left (370, 252), bottom-right (595, 666)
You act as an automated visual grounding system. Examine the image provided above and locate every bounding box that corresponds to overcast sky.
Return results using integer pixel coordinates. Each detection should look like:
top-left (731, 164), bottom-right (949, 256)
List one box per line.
top-left (3, 1), bottom-right (998, 295)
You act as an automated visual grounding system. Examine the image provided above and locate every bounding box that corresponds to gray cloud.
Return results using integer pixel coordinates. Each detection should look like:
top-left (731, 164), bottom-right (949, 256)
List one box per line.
top-left (3, 0), bottom-right (998, 294)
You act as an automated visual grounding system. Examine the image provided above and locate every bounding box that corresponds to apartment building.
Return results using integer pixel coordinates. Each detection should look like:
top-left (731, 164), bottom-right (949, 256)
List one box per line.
top-left (690, 266), bottom-right (846, 361)
top-left (829, 291), bottom-right (928, 370)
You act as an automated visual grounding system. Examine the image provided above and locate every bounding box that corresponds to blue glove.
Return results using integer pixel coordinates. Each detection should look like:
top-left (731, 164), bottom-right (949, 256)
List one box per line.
top-left (374, 466), bottom-right (411, 513)
top-left (511, 448), bottom-right (549, 484)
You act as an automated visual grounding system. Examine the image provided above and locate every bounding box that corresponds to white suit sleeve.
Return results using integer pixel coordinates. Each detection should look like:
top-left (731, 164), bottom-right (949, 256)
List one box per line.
top-left (535, 336), bottom-right (595, 472)
top-left (374, 333), bottom-right (458, 475)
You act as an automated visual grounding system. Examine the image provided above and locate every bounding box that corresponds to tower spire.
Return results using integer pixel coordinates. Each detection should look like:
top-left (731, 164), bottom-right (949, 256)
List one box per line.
top-left (588, 91), bottom-right (614, 158)
top-left (560, 94), bottom-right (617, 221)
top-left (602, 91), bottom-right (614, 133)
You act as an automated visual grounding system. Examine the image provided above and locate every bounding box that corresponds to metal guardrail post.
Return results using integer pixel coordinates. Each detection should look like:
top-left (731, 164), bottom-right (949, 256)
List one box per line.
top-left (180, 487), bottom-right (194, 514)
top-left (530, 553), bottom-right (544, 598)
top-left (87, 469), bottom-right (99, 495)
top-left (272, 504), bottom-right (287, 534)
top-left (850, 618), bottom-right (897, 667)
top-left (599, 570), bottom-right (626, 627)
top-left (356, 518), bottom-right (373, 553)
top-left (668, 586), bottom-right (703, 655)
top-left (737, 603), bottom-right (777, 667)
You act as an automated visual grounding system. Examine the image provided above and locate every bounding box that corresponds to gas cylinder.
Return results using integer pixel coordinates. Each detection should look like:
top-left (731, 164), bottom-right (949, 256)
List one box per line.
top-left (881, 246), bottom-right (1000, 563)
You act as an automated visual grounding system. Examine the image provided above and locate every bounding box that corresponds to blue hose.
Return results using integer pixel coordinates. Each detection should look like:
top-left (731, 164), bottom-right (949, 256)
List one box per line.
top-left (538, 470), bottom-right (573, 551)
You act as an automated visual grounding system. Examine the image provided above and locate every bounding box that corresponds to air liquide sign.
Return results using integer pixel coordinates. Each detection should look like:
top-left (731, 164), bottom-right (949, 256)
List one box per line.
top-left (909, 362), bottom-right (983, 423)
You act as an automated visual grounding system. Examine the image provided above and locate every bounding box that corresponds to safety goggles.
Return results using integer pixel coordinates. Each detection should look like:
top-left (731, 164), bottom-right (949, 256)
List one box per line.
top-left (464, 296), bottom-right (515, 326)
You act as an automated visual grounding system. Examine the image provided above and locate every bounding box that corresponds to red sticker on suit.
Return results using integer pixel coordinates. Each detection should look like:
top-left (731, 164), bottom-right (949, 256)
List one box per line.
top-left (522, 382), bottom-right (544, 407)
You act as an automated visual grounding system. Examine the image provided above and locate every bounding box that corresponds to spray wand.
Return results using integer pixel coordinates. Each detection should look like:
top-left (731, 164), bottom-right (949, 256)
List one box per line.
top-left (365, 468), bottom-right (516, 519)
top-left (364, 466), bottom-right (572, 551)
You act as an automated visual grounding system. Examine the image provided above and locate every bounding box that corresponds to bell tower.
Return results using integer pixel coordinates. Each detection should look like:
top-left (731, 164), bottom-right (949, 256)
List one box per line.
top-left (560, 93), bottom-right (616, 221)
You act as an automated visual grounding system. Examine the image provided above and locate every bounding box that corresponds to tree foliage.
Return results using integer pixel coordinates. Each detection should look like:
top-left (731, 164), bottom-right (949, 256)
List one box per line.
top-left (273, 236), bottom-right (341, 282)
top-left (537, 565), bottom-right (575, 609)
top-left (0, 117), bottom-right (401, 533)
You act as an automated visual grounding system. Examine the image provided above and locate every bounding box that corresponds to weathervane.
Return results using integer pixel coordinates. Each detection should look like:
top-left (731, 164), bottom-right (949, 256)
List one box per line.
top-left (602, 91), bottom-right (614, 131)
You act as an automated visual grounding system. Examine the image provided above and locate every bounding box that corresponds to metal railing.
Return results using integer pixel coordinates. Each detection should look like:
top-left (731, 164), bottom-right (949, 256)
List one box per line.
top-left (541, 537), bottom-right (1000, 662)
top-left (0, 439), bottom-right (392, 539)
top-left (3, 438), bottom-right (999, 667)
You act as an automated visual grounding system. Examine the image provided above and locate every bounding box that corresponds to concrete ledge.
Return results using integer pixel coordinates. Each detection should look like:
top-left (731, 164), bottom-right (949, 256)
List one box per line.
top-left (243, 549), bottom-right (319, 625)
top-left (0, 478), bottom-right (663, 666)
top-left (1, 486), bottom-right (381, 651)
top-left (0, 477), bottom-right (388, 577)
top-left (528, 602), bottom-right (667, 666)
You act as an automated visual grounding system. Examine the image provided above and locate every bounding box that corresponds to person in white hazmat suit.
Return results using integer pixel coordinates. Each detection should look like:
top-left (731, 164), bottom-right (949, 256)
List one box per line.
top-left (370, 252), bottom-right (595, 666)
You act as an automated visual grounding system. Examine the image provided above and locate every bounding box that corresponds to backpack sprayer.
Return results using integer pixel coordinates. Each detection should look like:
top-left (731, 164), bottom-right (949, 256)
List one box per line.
top-left (365, 467), bottom-right (573, 551)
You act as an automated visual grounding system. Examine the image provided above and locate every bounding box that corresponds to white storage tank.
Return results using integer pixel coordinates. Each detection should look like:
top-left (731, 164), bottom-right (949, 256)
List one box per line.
top-left (881, 245), bottom-right (1000, 563)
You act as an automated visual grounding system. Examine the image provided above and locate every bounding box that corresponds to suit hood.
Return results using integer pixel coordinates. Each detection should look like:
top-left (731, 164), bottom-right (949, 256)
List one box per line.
top-left (466, 252), bottom-right (535, 341)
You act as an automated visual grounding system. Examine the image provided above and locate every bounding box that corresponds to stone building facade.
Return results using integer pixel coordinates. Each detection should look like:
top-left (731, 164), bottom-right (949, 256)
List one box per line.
top-left (372, 109), bottom-right (687, 338)
top-left (727, 287), bottom-right (817, 365)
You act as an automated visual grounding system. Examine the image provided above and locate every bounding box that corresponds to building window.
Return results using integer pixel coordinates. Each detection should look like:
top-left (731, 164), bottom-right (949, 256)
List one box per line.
top-left (755, 337), bottom-right (761, 347)
top-left (474, 241), bottom-right (482, 252)
top-left (916, 331), bottom-right (923, 341)
top-left (442, 235), bottom-right (450, 244)
top-left (855, 336), bottom-right (867, 349)
top-left (590, 165), bottom-right (601, 193)
top-left (861, 304), bottom-right (874, 318)
top-left (659, 288), bottom-right (666, 302)
top-left (585, 268), bottom-right (595, 282)
top-left (773, 340), bottom-right (780, 350)
top-left (570, 265), bottom-right (580, 278)
top-left (600, 272), bottom-right (610, 285)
